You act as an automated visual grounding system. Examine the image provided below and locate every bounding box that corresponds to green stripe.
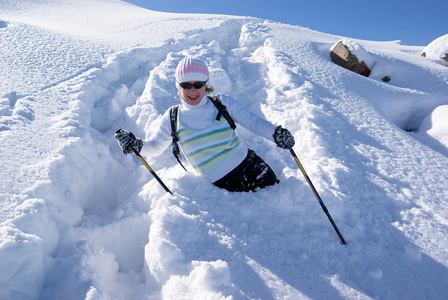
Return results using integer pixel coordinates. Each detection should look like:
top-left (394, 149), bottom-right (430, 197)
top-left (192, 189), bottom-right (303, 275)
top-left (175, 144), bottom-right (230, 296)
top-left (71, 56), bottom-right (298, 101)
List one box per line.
top-left (183, 126), bottom-right (230, 143)
top-left (188, 139), bottom-right (238, 160)
top-left (195, 139), bottom-right (242, 172)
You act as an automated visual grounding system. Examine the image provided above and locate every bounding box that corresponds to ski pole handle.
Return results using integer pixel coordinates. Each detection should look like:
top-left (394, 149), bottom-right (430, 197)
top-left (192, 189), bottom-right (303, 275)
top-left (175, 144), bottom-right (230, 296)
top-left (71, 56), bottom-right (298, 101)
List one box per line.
top-left (132, 148), bottom-right (173, 194)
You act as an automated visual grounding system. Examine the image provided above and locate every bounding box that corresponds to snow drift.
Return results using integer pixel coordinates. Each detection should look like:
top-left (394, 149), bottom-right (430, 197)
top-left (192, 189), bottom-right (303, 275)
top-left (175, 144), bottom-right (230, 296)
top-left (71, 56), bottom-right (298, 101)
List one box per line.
top-left (422, 34), bottom-right (448, 66)
top-left (1, 0), bottom-right (448, 299)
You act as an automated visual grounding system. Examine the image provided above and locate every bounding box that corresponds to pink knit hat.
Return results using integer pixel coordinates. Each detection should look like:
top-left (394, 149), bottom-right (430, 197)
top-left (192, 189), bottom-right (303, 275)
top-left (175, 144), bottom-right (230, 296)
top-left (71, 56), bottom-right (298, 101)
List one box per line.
top-left (175, 57), bottom-right (209, 88)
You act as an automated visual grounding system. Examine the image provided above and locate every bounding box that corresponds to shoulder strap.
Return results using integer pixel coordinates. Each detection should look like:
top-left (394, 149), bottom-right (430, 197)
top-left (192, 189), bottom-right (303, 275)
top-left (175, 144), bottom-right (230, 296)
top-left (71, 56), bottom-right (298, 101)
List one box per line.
top-left (170, 105), bottom-right (179, 139)
top-left (170, 105), bottom-right (187, 171)
top-left (207, 95), bottom-right (236, 130)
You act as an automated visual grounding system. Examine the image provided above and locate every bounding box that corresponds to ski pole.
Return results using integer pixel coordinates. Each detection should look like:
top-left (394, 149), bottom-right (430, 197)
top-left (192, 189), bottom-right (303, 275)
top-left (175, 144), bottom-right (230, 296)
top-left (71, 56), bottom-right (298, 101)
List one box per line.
top-left (132, 148), bottom-right (173, 194)
top-left (290, 149), bottom-right (346, 244)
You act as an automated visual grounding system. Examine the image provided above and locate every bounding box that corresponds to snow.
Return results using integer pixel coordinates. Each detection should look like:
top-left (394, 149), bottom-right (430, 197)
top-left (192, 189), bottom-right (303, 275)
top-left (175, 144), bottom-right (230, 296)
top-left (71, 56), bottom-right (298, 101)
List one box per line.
top-left (422, 34), bottom-right (448, 65)
top-left (1, 0), bottom-right (448, 299)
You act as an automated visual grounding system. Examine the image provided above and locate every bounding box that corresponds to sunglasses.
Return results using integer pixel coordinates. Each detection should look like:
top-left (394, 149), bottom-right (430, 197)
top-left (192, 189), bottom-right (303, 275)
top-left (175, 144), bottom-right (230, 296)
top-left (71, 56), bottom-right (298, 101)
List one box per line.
top-left (179, 80), bottom-right (208, 90)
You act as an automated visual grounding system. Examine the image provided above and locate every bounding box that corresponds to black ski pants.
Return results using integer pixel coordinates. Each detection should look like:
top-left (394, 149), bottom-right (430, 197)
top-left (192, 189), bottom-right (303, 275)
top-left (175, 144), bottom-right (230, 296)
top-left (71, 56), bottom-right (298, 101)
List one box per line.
top-left (213, 149), bottom-right (279, 192)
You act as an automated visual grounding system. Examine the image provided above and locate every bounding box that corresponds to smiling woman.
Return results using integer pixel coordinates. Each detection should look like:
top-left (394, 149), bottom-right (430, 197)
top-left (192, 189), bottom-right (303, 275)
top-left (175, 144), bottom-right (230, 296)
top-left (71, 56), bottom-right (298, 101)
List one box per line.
top-left (115, 56), bottom-right (295, 192)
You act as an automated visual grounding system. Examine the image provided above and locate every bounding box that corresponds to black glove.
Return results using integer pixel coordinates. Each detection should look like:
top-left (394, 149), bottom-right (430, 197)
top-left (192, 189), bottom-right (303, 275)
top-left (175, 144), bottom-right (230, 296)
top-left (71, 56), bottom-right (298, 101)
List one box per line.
top-left (273, 125), bottom-right (295, 149)
top-left (114, 129), bottom-right (143, 155)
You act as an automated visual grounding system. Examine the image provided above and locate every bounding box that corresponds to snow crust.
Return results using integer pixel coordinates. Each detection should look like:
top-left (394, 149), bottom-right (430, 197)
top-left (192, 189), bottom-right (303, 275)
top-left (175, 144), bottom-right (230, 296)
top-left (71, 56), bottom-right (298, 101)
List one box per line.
top-left (1, 0), bottom-right (448, 299)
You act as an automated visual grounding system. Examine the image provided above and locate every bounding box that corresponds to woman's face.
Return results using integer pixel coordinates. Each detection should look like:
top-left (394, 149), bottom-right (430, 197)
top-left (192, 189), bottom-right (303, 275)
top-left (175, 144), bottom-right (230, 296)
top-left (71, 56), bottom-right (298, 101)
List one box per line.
top-left (179, 81), bottom-right (207, 106)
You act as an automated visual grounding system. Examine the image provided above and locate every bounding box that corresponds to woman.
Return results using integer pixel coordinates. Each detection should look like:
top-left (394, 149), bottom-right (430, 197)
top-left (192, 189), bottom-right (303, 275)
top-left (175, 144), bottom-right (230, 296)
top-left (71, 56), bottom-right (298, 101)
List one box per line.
top-left (115, 57), bottom-right (295, 192)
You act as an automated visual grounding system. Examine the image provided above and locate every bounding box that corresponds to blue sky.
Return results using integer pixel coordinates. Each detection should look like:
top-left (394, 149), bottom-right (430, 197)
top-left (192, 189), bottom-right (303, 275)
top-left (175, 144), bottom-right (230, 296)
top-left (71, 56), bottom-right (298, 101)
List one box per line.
top-left (123, 0), bottom-right (447, 46)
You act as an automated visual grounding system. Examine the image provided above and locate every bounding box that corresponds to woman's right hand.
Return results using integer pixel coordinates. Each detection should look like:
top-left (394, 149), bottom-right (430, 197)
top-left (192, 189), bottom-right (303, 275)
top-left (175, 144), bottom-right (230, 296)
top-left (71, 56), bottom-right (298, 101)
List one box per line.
top-left (114, 129), bottom-right (143, 154)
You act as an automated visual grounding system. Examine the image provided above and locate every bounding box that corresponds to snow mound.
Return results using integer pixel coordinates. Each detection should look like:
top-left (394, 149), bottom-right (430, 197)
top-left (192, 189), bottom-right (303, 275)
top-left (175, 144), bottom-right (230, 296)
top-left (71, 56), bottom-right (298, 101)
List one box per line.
top-left (421, 34), bottom-right (448, 65)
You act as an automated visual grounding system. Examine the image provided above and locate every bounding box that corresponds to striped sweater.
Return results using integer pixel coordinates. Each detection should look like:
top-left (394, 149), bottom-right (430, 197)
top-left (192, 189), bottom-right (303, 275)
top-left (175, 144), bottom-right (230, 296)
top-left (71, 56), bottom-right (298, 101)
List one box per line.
top-left (177, 107), bottom-right (243, 181)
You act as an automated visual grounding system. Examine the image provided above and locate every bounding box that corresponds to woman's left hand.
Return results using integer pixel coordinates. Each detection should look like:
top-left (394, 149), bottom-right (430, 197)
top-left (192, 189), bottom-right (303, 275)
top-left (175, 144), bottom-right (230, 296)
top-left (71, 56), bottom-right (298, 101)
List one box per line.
top-left (273, 125), bottom-right (295, 149)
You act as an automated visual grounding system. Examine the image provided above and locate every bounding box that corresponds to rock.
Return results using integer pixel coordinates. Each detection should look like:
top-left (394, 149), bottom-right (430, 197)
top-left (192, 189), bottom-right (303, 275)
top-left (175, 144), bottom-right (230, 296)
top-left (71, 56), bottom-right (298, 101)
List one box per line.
top-left (382, 76), bottom-right (391, 82)
top-left (330, 40), bottom-right (372, 77)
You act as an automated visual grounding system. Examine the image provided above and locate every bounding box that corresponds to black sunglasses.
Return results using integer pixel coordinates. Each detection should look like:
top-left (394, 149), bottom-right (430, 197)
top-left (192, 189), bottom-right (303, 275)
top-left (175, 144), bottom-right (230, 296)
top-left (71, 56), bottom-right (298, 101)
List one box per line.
top-left (179, 80), bottom-right (208, 90)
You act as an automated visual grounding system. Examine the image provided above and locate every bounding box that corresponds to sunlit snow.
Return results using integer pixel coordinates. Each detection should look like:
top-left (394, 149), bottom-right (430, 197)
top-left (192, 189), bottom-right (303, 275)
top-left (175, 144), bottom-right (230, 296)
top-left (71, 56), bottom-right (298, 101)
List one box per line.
top-left (1, 0), bottom-right (448, 299)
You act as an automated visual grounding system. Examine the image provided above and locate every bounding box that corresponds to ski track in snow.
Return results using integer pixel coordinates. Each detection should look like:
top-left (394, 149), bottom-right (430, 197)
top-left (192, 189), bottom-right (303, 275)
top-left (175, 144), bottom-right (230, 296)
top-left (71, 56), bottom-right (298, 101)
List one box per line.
top-left (1, 1), bottom-right (448, 299)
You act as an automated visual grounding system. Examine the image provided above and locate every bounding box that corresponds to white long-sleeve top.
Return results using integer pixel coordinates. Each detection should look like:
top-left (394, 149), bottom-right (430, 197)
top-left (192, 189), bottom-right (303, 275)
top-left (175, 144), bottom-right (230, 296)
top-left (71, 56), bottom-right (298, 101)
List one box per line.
top-left (141, 93), bottom-right (277, 182)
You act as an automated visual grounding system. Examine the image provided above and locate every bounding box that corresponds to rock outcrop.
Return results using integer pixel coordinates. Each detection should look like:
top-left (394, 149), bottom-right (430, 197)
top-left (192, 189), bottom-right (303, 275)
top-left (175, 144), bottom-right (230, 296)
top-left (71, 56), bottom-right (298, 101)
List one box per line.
top-left (330, 40), bottom-right (372, 77)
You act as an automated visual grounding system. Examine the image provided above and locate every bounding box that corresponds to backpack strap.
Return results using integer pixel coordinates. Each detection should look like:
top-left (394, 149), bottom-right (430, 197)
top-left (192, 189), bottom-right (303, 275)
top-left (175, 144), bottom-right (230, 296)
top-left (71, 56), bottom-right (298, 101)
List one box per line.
top-left (208, 95), bottom-right (236, 130)
top-left (170, 105), bottom-right (187, 171)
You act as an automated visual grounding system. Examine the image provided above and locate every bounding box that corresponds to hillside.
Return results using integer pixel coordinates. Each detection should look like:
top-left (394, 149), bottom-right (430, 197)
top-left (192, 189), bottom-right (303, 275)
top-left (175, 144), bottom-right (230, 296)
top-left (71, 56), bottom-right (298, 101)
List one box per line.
top-left (1, 0), bottom-right (448, 299)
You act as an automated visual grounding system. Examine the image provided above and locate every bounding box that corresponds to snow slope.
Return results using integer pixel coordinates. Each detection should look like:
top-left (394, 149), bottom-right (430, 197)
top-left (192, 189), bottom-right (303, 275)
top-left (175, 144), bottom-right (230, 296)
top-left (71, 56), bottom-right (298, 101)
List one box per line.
top-left (1, 0), bottom-right (448, 299)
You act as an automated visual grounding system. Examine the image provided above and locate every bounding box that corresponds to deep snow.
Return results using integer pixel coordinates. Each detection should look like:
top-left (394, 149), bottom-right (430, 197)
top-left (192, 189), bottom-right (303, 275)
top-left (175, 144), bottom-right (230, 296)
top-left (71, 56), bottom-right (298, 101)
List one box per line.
top-left (1, 0), bottom-right (448, 299)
